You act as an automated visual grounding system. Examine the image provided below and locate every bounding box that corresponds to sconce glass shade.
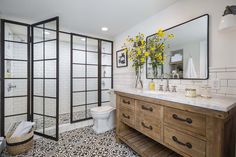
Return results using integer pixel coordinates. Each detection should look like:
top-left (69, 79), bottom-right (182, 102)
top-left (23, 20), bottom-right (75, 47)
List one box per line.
top-left (219, 14), bottom-right (236, 31)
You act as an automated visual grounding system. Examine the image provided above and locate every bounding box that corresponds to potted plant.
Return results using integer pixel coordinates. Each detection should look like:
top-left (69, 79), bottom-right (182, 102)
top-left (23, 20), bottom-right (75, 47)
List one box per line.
top-left (123, 33), bottom-right (149, 89)
top-left (146, 29), bottom-right (174, 78)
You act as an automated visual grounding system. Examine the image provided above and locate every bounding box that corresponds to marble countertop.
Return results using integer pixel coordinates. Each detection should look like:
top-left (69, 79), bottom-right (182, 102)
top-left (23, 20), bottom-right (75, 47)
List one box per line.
top-left (113, 88), bottom-right (236, 112)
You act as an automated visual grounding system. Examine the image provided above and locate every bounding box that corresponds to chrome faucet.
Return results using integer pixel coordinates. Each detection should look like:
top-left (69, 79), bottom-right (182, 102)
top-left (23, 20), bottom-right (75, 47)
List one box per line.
top-left (159, 75), bottom-right (164, 92)
top-left (165, 74), bottom-right (170, 92)
top-left (160, 73), bottom-right (171, 92)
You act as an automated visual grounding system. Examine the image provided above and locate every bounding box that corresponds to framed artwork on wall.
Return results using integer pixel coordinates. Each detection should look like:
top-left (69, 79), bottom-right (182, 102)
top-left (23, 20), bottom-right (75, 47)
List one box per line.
top-left (116, 49), bottom-right (128, 68)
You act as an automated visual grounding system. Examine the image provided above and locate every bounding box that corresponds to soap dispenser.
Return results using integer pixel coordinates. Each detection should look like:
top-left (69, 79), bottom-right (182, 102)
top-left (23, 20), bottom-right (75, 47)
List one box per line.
top-left (149, 79), bottom-right (155, 91)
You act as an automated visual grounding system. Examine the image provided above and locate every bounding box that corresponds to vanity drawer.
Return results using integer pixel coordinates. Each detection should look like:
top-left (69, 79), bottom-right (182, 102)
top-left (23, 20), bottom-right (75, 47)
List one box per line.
top-left (136, 115), bottom-right (161, 141)
top-left (164, 126), bottom-right (206, 157)
top-left (120, 96), bottom-right (135, 110)
top-left (136, 100), bottom-right (162, 120)
top-left (120, 107), bottom-right (135, 127)
top-left (164, 107), bottom-right (206, 136)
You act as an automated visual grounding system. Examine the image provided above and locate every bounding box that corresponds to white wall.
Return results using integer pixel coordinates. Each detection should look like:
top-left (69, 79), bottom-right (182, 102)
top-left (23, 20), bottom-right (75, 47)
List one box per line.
top-left (115, 0), bottom-right (236, 67)
top-left (113, 0), bottom-right (236, 97)
top-left (59, 33), bottom-right (71, 114)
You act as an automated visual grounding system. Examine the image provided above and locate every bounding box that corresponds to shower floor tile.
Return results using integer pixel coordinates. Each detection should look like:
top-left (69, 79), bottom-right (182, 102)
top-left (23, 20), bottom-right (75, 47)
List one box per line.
top-left (34, 111), bottom-right (90, 131)
top-left (2, 126), bottom-right (139, 157)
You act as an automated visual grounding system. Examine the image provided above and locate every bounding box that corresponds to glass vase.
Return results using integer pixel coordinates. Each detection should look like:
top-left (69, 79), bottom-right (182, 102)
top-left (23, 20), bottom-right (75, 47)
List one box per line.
top-left (135, 66), bottom-right (143, 89)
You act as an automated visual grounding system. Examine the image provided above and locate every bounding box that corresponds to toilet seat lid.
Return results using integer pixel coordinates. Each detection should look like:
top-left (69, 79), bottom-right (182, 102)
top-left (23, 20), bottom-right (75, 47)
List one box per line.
top-left (90, 106), bottom-right (115, 113)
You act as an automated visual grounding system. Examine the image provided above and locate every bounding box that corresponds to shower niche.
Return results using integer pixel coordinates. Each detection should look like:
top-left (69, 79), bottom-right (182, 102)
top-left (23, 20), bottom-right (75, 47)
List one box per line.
top-left (0, 17), bottom-right (113, 141)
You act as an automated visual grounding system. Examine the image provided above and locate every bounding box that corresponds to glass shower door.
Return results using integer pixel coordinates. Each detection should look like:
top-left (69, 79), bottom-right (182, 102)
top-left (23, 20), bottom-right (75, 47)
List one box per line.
top-left (0, 20), bottom-right (30, 136)
top-left (101, 41), bottom-right (113, 106)
top-left (31, 17), bottom-right (59, 140)
top-left (71, 35), bottom-right (99, 123)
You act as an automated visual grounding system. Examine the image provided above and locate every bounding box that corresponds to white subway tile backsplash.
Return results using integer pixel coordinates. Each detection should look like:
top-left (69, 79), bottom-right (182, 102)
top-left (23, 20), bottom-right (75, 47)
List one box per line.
top-left (220, 80), bottom-right (228, 87)
top-left (216, 87), bottom-right (227, 95)
top-left (169, 80), bottom-right (181, 85)
top-left (194, 80), bottom-right (207, 86)
top-left (226, 87), bottom-right (236, 95)
top-left (211, 89), bottom-right (217, 94)
top-left (114, 66), bottom-right (236, 97)
top-left (209, 72), bottom-right (217, 79)
top-left (180, 80), bottom-right (195, 85)
top-left (217, 72), bottom-right (236, 79)
top-left (226, 67), bottom-right (236, 72)
top-left (228, 80), bottom-right (236, 87)
top-left (209, 67), bottom-right (226, 72)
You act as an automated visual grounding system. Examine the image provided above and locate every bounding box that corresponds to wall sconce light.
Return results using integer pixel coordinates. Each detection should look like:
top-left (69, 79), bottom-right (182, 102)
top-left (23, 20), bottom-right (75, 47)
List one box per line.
top-left (219, 5), bottom-right (236, 31)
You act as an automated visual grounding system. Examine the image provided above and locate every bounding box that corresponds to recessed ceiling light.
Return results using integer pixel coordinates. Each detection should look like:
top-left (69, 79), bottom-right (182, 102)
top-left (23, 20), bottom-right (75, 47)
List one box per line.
top-left (45, 31), bottom-right (50, 35)
top-left (101, 27), bottom-right (109, 32)
top-left (81, 38), bottom-right (86, 41)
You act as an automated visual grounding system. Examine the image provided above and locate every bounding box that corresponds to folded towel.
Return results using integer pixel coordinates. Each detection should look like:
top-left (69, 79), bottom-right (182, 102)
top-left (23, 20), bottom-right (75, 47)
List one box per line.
top-left (185, 57), bottom-right (197, 78)
top-left (11, 121), bottom-right (35, 138)
top-left (0, 137), bottom-right (6, 153)
top-left (171, 54), bottom-right (183, 62)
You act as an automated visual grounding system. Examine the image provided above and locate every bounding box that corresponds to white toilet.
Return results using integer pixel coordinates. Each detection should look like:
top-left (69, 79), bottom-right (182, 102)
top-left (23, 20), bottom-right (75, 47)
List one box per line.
top-left (90, 91), bottom-right (116, 134)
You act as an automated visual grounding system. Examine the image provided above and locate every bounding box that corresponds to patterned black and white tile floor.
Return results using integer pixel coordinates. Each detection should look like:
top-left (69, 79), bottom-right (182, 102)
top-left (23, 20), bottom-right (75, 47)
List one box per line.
top-left (2, 126), bottom-right (139, 157)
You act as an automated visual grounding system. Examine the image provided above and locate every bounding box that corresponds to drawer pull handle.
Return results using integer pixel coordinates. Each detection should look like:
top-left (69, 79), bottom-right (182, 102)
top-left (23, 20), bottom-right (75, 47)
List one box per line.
top-left (141, 122), bottom-right (153, 130)
top-left (141, 105), bottom-right (153, 112)
top-left (172, 136), bottom-right (192, 149)
top-left (122, 113), bottom-right (130, 119)
top-left (172, 114), bottom-right (192, 124)
top-left (122, 100), bottom-right (130, 104)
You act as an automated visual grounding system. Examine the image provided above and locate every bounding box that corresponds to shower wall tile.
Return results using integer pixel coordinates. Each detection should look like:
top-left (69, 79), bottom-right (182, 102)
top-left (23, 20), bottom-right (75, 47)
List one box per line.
top-left (13, 63), bottom-right (27, 78)
top-left (5, 97), bottom-right (27, 116)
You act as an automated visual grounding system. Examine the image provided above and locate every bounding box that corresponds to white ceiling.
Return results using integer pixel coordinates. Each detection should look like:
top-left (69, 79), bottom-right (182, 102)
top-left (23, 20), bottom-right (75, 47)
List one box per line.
top-left (0, 0), bottom-right (177, 39)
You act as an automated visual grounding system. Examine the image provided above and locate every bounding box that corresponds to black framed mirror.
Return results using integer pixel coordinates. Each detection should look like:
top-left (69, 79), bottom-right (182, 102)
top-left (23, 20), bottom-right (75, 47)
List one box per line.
top-left (146, 14), bottom-right (209, 80)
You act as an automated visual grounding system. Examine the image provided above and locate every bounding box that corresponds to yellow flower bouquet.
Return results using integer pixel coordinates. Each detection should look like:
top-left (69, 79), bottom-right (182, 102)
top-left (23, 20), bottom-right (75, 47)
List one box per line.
top-left (146, 29), bottom-right (174, 78)
top-left (123, 33), bottom-right (149, 88)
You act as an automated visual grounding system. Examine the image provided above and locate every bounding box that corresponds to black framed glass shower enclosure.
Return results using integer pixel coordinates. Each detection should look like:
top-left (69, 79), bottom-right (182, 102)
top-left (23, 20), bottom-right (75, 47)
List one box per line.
top-left (1, 16), bottom-right (112, 140)
top-left (0, 20), bottom-right (31, 137)
top-left (71, 34), bottom-right (113, 123)
top-left (0, 17), bottom-right (59, 141)
top-left (31, 17), bottom-right (59, 140)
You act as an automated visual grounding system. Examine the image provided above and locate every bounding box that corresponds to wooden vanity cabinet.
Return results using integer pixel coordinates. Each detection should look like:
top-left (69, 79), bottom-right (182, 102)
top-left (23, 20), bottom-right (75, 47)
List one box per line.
top-left (115, 92), bottom-right (236, 157)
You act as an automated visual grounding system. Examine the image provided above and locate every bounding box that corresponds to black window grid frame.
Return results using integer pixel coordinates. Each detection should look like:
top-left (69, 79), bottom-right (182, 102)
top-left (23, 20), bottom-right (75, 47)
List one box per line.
top-left (70, 34), bottom-right (113, 123)
top-left (0, 19), bottom-right (31, 137)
